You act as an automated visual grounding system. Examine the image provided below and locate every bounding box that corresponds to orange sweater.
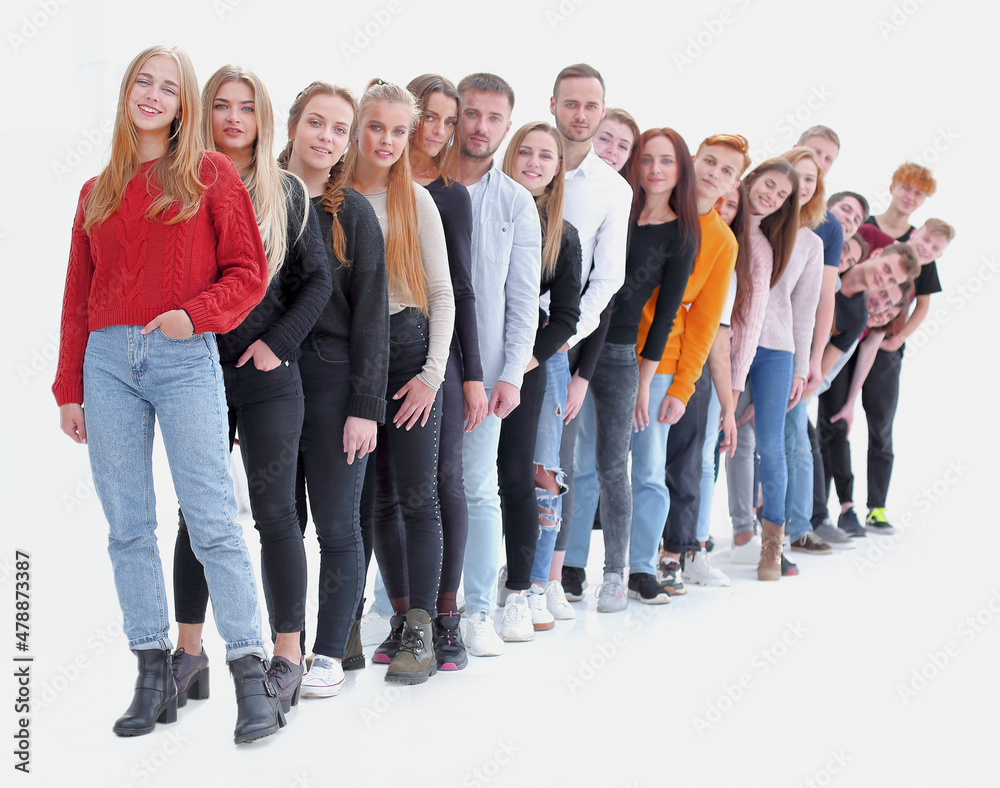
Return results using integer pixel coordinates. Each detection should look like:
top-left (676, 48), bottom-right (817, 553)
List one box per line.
top-left (634, 208), bottom-right (737, 403)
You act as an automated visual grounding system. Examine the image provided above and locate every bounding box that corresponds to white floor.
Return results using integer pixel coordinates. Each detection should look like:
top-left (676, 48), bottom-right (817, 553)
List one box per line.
top-left (26, 405), bottom-right (999, 788)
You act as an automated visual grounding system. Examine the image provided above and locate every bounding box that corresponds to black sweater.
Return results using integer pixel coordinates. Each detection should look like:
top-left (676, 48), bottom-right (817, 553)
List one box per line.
top-left (535, 219), bottom-right (582, 364)
top-left (307, 187), bottom-right (390, 423)
top-left (217, 172), bottom-right (333, 365)
top-left (425, 177), bottom-right (484, 382)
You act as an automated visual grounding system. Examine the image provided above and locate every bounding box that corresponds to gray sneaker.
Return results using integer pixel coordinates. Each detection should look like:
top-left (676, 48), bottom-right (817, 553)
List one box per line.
top-left (596, 572), bottom-right (628, 613)
top-left (813, 520), bottom-right (856, 549)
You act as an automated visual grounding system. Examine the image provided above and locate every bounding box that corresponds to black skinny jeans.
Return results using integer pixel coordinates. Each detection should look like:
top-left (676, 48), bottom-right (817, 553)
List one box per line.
top-left (819, 355), bottom-right (855, 505)
top-left (370, 309), bottom-right (444, 615)
top-left (295, 337), bottom-right (367, 660)
top-left (861, 346), bottom-right (902, 509)
top-left (498, 364), bottom-right (547, 590)
top-left (174, 360), bottom-right (307, 636)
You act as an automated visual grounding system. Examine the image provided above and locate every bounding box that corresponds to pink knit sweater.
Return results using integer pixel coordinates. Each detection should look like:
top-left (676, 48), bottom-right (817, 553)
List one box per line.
top-left (729, 213), bottom-right (772, 390)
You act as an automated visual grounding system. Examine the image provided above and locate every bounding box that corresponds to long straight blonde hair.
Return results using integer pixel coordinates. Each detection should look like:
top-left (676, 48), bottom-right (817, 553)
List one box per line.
top-left (84, 45), bottom-right (206, 231)
top-left (502, 122), bottom-right (565, 280)
top-left (780, 147), bottom-right (827, 230)
top-left (201, 65), bottom-right (306, 283)
top-left (345, 78), bottom-right (426, 312)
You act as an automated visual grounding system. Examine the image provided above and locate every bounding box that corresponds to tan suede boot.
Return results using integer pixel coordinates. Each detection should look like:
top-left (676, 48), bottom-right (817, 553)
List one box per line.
top-left (758, 518), bottom-right (784, 581)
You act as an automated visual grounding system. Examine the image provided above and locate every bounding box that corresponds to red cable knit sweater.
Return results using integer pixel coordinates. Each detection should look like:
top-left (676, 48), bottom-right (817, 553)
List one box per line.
top-left (52, 152), bottom-right (268, 406)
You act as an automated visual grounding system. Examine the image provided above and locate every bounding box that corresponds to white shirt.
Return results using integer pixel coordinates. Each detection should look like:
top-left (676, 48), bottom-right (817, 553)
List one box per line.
top-left (542, 145), bottom-right (632, 347)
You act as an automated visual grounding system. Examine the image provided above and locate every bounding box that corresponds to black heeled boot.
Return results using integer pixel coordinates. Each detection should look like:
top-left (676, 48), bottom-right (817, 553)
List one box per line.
top-left (113, 649), bottom-right (178, 737)
top-left (229, 654), bottom-right (286, 744)
top-left (343, 618), bottom-right (365, 671)
top-left (171, 645), bottom-right (209, 708)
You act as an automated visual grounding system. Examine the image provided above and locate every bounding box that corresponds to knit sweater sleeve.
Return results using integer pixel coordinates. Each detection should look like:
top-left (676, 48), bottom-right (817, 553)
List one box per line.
top-left (414, 185), bottom-right (455, 391)
top-left (789, 229), bottom-right (824, 379)
top-left (52, 179), bottom-right (97, 406)
top-left (259, 175), bottom-right (333, 362)
top-left (638, 230), bottom-right (696, 365)
top-left (667, 219), bottom-right (738, 404)
top-left (534, 221), bottom-right (582, 364)
top-left (729, 215), bottom-right (773, 391)
top-left (343, 188), bottom-right (390, 423)
top-left (180, 154), bottom-right (268, 333)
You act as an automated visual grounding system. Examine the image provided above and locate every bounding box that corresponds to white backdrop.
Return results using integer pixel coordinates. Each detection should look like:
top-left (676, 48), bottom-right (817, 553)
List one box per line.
top-left (1, 0), bottom-right (995, 785)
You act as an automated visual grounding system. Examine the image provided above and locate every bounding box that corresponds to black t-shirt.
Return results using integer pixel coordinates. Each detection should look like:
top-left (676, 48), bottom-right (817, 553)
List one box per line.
top-left (830, 288), bottom-right (867, 352)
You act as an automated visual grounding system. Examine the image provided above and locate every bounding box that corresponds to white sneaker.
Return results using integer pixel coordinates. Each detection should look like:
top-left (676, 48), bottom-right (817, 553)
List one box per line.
top-left (543, 580), bottom-right (576, 620)
top-left (496, 565), bottom-right (508, 607)
top-left (360, 608), bottom-right (392, 647)
top-left (596, 572), bottom-right (628, 613)
top-left (300, 654), bottom-right (345, 698)
top-left (729, 533), bottom-right (763, 564)
top-left (465, 611), bottom-right (505, 656)
top-left (527, 585), bottom-right (556, 630)
top-left (500, 593), bottom-right (535, 641)
top-left (686, 549), bottom-right (731, 587)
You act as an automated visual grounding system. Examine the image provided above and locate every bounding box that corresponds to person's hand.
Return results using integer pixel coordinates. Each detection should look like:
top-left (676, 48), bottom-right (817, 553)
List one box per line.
top-left (658, 394), bottom-right (686, 425)
top-left (393, 376), bottom-right (437, 430)
top-left (787, 377), bottom-right (805, 412)
top-left (830, 403), bottom-right (855, 438)
top-left (236, 339), bottom-right (281, 371)
top-left (60, 404), bottom-right (87, 444)
top-left (806, 358), bottom-right (823, 392)
top-left (343, 416), bottom-right (377, 464)
top-left (719, 408), bottom-right (737, 458)
top-left (880, 334), bottom-right (904, 352)
top-left (736, 403), bottom-right (755, 429)
top-left (142, 310), bottom-right (194, 339)
top-left (463, 381), bottom-right (489, 433)
top-left (563, 374), bottom-right (589, 424)
top-left (489, 381), bottom-right (521, 419)
top-left (633, 382), bottom-right (651, 432)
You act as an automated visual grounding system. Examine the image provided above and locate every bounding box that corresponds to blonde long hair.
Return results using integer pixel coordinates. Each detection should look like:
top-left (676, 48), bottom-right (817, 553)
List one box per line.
top-left (278, 81), bottom-right (357, 267)
top-left (502, 122), bottom-right (565, 280)
top-left (84, 45), bottom-right (206, 231)
top-left (202, 65), bottom-right (307, 283)
top-left (781, 147), bottom-right (827, 230)
top-left (345, 78), bottom-right (426, 312)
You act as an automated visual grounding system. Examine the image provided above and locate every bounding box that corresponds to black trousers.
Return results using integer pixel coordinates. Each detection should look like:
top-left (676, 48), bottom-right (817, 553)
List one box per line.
top-left (498, 364), bottom-right (547, 589)
top-left (662, 364), bottom-right (711, 555)
top-left (861, 346), bottom-right (903, 509)
top-left (818, 353), bottom-right (856, 506)
top-left (175, 360), bottom-right (307, 636)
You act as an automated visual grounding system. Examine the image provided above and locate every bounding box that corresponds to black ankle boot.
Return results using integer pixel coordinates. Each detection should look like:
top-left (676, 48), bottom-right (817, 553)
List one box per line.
top-left (171, 645), bottom-right (209, 708)
top-left (229, 655), bottom-right (286, 744)
top-left (113, 649), bottom-right (178, 737)
top-left (343, 618), bottom-right (365, 671)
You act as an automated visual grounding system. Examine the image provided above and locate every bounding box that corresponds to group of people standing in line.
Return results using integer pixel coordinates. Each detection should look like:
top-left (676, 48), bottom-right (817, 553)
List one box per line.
top-left (53, 46), bottom-right (954, 744)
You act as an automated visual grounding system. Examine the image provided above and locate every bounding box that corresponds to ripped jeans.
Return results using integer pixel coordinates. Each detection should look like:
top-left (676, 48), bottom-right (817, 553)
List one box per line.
top-left (530, 351), bottom-right (571, 585)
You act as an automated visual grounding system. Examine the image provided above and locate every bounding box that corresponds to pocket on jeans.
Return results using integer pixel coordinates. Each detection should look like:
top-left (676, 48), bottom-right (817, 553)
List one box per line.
top-left (156, 327), bottom-right (200, 343)
top-left (389, 310), bottom-right (428, 347)
top-left (314, 341), bottom-right (350, 365)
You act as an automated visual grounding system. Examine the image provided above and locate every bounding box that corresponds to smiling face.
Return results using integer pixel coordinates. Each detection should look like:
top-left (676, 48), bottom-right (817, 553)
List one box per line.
top-left (858, 249), bottom-right (909, 292)
top-left (908, 224), bottom-right (950, 265)
top-left (638, 134), bottom-right (678, 198)
top-left (868, 303), bottom-right (901, 327)
top-left (592, 118), bottom-right (634, 172)
top-left (128, 54), bottom-right (181, 136)
top-left (715, 186), bottom-right (740, 226)
top-left (695, 144), bottom-right (744, 204)
top-left (418, 91), bottom-right (458, 160)
top-left (800, 135), bottom-right (839, 174)
top-left (889, 181), bottom-right (927, 215)
top-left (550, 76), bottom-right (605, 144)
top-left (839, 235), bottom-right (863, 272)
top-left (511, 129), bottom-right (561, 196)
top-left (830, 195), bottom-right (865, 237)
top-left (289, 93), bottom-right (353, 175)
top-left (793, 157), bottom-right (819, 206)
top-left (459, 89), bottom-right (511, 160)
top-left (746, 169), bottom-right (793, 216)
top-left (211, 80), bottom-right (257, 157)
top-left (357, 100), bottom-right (411, 169)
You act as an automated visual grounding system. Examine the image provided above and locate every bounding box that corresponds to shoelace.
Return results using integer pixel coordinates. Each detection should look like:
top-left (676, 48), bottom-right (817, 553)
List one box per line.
top-left (596, 580), bottom-right (623, 599)
top-left (268, 659), bottom-right (290, 678)
top-left (397, 629), bottom-right (425, 657)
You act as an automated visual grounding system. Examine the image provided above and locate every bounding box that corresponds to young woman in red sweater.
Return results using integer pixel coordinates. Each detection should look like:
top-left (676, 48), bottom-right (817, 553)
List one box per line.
top-left (53, 46), bottom-right (283, 743)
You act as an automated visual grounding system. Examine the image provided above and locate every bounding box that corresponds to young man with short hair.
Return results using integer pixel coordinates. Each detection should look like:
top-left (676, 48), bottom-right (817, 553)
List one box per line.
top-left (455, 73), bottom-right (542, 656)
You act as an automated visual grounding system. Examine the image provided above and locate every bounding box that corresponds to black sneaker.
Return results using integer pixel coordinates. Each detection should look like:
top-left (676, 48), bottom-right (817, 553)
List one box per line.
top-left (781, 554), bottom-right (799, 576)
top-left (705, 536), bottom-right (715, 553)
top-left (838, 507), bottom-right (868, 538)
top-left (656, 559), bottom-right (687, 596)
top-left (562, 566), bottom-right (587, 602)
top-left (865, 508), bottom-right (896, 535)
top-left (371, 614), bottom-right (404, 665)
top-left (627, 572), bottom-right (670, 605)
top-left (433, 613), bottom-right (467, 671)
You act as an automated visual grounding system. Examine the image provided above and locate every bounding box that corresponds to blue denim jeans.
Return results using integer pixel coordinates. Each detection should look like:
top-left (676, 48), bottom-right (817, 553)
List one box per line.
top-left (784, 400), bottom-right (814, 542)
top-left (628, 372), bottom-right (675, 576)
top-left (564, 343), bottom-right (639, 577)
top-left (83, 325), bottom-right (265, 659)
top-left (461, 407), bottom-right (503, 616)
top-left (530, 351), bottom-right (571, 585)
top-left (696, 374), bottom-right (722, 543)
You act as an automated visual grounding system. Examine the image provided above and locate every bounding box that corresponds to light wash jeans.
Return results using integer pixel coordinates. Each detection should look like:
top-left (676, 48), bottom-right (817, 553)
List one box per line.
top-left (784, 400), bottom-right (814, 542)
top-left (628, 372), bottom-right (675, 576)
top-left (696, 374), bottom-right (722, 544)
top-left (530, 351), bottom-right (571, 585)
top-left (460, 407), bottom-right (504, 616)
top-left (83, 325), bottom-right (265, 660)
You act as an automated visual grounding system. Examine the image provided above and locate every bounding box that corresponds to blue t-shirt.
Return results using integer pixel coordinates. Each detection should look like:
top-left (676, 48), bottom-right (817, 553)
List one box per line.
top-left (814, 210), bottom-right (844, 268)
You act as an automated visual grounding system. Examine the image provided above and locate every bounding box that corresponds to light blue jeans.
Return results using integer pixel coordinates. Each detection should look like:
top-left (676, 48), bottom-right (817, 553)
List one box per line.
top-left (83, 325), bottom-right (265, 659)
top-left (530, 351), bottom-right (571, 585)
top-left (460, 407), bottom-right (504, 616)
top-left (784, 400), bottom-right (814, 542)
top-left (696, 375), bottom-right (722, 543)
top-left (628, 372), bottom-right (675, 576)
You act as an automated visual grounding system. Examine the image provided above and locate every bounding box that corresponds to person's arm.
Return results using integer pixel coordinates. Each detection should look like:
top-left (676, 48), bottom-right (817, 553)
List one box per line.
top-left (498, 186), bottom-right (542, 390)
top-left (830, 329), bottom-right (883, 436)
top-left (412, 187), bottom-right (455, 392)
top-left (533, 223), bottom-right (582, 364)
top-left (707, 326), bottom-right (737, 457)
top-left (786, 236), bottom-right (823, 410)
top-left (633, 357), bottom-right (660, 432)
top-left (880, 294), bottom-right (930, 351)
top-left (567, 177), bottom-right (631, 346)
top-left (807, 265), bottom-right (838, 389)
